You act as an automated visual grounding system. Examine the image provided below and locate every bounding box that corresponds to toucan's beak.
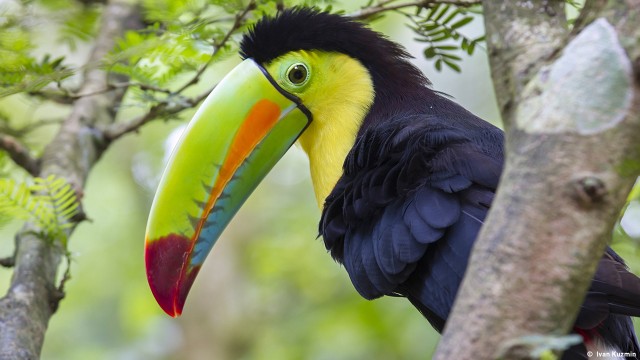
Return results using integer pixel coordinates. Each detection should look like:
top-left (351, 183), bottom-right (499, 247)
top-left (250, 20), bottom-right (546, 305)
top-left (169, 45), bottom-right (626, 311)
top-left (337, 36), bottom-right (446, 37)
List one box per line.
top-left (144, 59), bottom-right (311, 317)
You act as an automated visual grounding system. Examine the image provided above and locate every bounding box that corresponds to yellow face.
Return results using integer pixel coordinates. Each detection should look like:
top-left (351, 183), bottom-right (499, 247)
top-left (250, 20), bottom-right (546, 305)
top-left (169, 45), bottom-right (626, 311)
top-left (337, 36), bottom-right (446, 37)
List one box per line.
top-left (265, 50), bottom-right (375, 206)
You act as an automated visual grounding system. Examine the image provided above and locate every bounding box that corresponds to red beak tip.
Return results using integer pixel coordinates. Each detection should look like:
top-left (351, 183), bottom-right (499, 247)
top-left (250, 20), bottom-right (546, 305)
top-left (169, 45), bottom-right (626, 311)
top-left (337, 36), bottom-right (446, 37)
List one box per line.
top-left (164, 307), bottom-right (181, 318)
top-left (145, 234), bottom-right (195, 317)
top-left (146, 267), bottom-right (195, 318)
top-left (146, 274), bottom-right (183, 317)
top-left (153, 290), bottom-right (182, 318)
top-left (148, 279), bottom-right (192, 318)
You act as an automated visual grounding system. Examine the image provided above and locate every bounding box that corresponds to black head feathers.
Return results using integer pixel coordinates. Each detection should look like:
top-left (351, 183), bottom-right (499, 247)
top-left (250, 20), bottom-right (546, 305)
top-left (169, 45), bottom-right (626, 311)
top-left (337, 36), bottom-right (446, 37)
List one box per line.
top-left (240, 8), bottom-right (430, 93)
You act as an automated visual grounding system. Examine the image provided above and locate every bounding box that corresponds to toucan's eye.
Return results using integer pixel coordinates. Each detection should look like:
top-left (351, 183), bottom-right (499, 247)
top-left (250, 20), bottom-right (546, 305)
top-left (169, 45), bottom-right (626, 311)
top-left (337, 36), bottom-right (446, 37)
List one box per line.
top-left (286, 63), bottom-right (309, 85)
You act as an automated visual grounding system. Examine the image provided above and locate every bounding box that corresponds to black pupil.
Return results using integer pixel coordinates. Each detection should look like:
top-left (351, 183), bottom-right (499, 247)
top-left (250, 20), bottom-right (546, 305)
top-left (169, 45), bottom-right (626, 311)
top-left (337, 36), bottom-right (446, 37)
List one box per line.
top-left (289, 65), bottom-right (306, 84)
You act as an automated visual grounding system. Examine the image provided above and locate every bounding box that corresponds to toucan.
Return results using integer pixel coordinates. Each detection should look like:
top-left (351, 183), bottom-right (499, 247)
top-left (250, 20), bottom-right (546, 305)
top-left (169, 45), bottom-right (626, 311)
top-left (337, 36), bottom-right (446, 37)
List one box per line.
top-left (144, 8), bottom-right (640, 359)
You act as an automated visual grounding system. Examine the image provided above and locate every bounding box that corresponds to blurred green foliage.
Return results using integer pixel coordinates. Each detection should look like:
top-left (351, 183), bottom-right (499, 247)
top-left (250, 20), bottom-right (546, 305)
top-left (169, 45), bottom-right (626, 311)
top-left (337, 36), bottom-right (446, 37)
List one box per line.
top-left (0, 0), bottom-right (95, 97)
top-left (0, 0), bottom-right (637, 359)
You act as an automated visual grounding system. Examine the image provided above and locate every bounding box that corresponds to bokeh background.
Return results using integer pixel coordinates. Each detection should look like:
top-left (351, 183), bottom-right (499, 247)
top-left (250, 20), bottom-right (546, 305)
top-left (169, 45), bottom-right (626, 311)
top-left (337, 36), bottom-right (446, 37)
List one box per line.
top-left (1, 1), bottom-right (638, 359)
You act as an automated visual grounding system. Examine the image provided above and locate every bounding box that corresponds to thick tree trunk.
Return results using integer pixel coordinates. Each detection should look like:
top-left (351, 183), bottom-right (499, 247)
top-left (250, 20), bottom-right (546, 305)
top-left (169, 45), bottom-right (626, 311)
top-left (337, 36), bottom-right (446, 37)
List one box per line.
top-left (0, 2), bottom-right (140, 358)
top-left (434, 1), bottom-right (640, 359)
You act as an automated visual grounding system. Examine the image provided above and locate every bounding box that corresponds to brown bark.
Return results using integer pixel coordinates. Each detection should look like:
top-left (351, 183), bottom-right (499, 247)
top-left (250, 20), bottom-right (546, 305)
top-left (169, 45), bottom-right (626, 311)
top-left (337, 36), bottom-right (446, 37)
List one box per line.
top-left (0, 2), bottom-right (141, 359)
top-left (434, 1), bottom-right (640, 359)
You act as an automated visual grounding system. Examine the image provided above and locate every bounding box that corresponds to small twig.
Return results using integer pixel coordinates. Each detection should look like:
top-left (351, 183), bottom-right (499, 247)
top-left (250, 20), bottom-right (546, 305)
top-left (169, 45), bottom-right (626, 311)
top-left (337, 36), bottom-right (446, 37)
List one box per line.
top-left (26, 89), bottom-right (75, 105)
top-left (190, 87), bottom-right (214, 106)
top-left (27, 84), bottom-right (112, 104)
top-left (29, 80), bottom-right (176, 105)
top-left (350, 0), bottom-right (481, 20)
top-left (103, 85), bottom-right (214, 141)
top-left (377, 0), bottom-right (399, 7)
top-left (0, 134), bottom-right (40, 176)
top-left (131, 82), bottom-right (173, 94)
top-left (12, 119), bottom-right (63, 137)
top-left (67, 87), bottom-right (116, 99)
top-left (0, 119), bottom-right (63, 138)
top-left (77, 82), bottom-right (173, 96)
top-left (50, 251), bottom-right (72, 314)
top-left (189, 16), bottom-right (236, 28)
top-left (174, 0), bottom-right (257, 94)
top-left (103, 104), bottom-right (167, 141)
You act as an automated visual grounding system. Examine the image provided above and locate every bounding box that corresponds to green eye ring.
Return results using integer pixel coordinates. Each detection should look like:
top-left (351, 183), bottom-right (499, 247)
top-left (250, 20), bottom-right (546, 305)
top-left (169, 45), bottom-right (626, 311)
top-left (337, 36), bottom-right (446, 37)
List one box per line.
top-left (286, 63), bottom-right (309, 86)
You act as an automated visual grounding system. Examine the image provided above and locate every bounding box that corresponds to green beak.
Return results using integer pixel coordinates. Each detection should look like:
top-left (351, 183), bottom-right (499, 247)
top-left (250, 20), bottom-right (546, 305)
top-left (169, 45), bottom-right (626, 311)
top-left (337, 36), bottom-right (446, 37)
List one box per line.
top-left (144, 59), bottom-right (311, 317)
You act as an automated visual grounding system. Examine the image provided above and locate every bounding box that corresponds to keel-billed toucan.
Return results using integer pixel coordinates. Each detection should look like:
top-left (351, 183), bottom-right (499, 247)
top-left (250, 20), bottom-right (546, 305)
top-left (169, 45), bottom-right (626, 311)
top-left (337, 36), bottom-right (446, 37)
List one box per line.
top-left (144, 8), bottom-right (640, 359)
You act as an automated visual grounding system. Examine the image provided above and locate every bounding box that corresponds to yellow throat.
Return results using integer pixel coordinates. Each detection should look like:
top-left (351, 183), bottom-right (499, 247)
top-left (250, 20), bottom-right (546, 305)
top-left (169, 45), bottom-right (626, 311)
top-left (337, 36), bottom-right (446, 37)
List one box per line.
top-left (267, 51), bottom-right (374, 207)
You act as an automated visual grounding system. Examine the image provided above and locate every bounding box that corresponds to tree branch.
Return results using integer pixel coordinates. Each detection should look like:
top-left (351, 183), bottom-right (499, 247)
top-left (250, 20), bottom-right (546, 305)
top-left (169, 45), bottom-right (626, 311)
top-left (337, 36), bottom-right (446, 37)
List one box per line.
top-left (0, 1), bottom-right (142, 358)
top-left (10, 119), bottom-right (63, 136)
top-left (0, 134), bottom-right (40, 176)
top-left (481, 0), bottom-right (568, 129)
top-left (102, 89), bottom-right (211, 141)
top-left (350, 0), bottom-right (481, 20)
top-left (435, 2), bottom-right (640, 359)
top-left (103, 1), bottom-right (256, 141)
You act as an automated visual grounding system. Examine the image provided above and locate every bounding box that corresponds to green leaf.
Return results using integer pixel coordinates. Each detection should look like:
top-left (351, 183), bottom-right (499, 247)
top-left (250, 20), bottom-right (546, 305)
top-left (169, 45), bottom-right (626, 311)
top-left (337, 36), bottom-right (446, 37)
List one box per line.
top-left (450, 16), bottom-right (473, 30)
top-left (421, 23), bottom-right (441, 32)
top-left (460, 38), bottom-right (469, 51)
top-left (423, 47), bottom-right (437, 59)
top-left (433, 5), bottom-right (450, 22)
top-left (442, 8), bottom-right (461, 25)
top-left (430, 34), bottom-right (452, 42)
top-left (435, 45), bottom-right (458, 51)
top-left (426, 28), bottom-right (448, 38)
top-left (443, 59), bottom-right (461, 73)
top-left (435, 58), bottom-right (443, 72)
top-left (425, 4), bottom-right (439, 21)
top-left (441, 53), bottom-right (462, 61)
top-left (466, 41), bottom-right (476, 55)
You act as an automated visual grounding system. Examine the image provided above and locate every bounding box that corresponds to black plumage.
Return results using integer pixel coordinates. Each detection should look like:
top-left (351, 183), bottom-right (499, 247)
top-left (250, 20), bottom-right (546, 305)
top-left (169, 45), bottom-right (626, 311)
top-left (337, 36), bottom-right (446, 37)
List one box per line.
top-left (320, 94), bottom-right (503, 331)
top-left (241, 8), bottom-right (640, 359)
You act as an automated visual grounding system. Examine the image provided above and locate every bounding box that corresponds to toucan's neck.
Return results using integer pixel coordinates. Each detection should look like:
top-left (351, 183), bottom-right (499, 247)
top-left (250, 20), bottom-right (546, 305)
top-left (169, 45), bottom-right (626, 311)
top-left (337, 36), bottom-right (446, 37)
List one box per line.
top-left (296, 59), bottom-right (432, 207)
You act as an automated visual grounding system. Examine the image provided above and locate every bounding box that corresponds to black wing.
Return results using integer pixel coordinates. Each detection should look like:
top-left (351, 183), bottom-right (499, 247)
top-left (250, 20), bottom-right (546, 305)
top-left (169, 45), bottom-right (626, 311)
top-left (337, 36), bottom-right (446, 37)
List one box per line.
top-left (320, 101), bottom-right (503, 330)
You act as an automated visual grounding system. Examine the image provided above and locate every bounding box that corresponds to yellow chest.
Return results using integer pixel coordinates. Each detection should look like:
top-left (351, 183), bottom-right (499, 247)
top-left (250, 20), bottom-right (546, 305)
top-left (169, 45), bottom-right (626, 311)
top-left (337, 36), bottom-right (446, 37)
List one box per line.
top-left (298, 121), bottom-right (359, 207)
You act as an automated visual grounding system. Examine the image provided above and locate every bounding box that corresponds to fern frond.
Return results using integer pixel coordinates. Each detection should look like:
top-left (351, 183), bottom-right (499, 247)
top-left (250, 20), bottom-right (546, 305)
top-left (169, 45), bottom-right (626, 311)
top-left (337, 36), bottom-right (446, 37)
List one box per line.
top-left (0, 178), bottom-right (48, 223)
top-left (32, 175), bottom-right (79, 246)
top-left (0, 175), bottom-right (79, 246)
